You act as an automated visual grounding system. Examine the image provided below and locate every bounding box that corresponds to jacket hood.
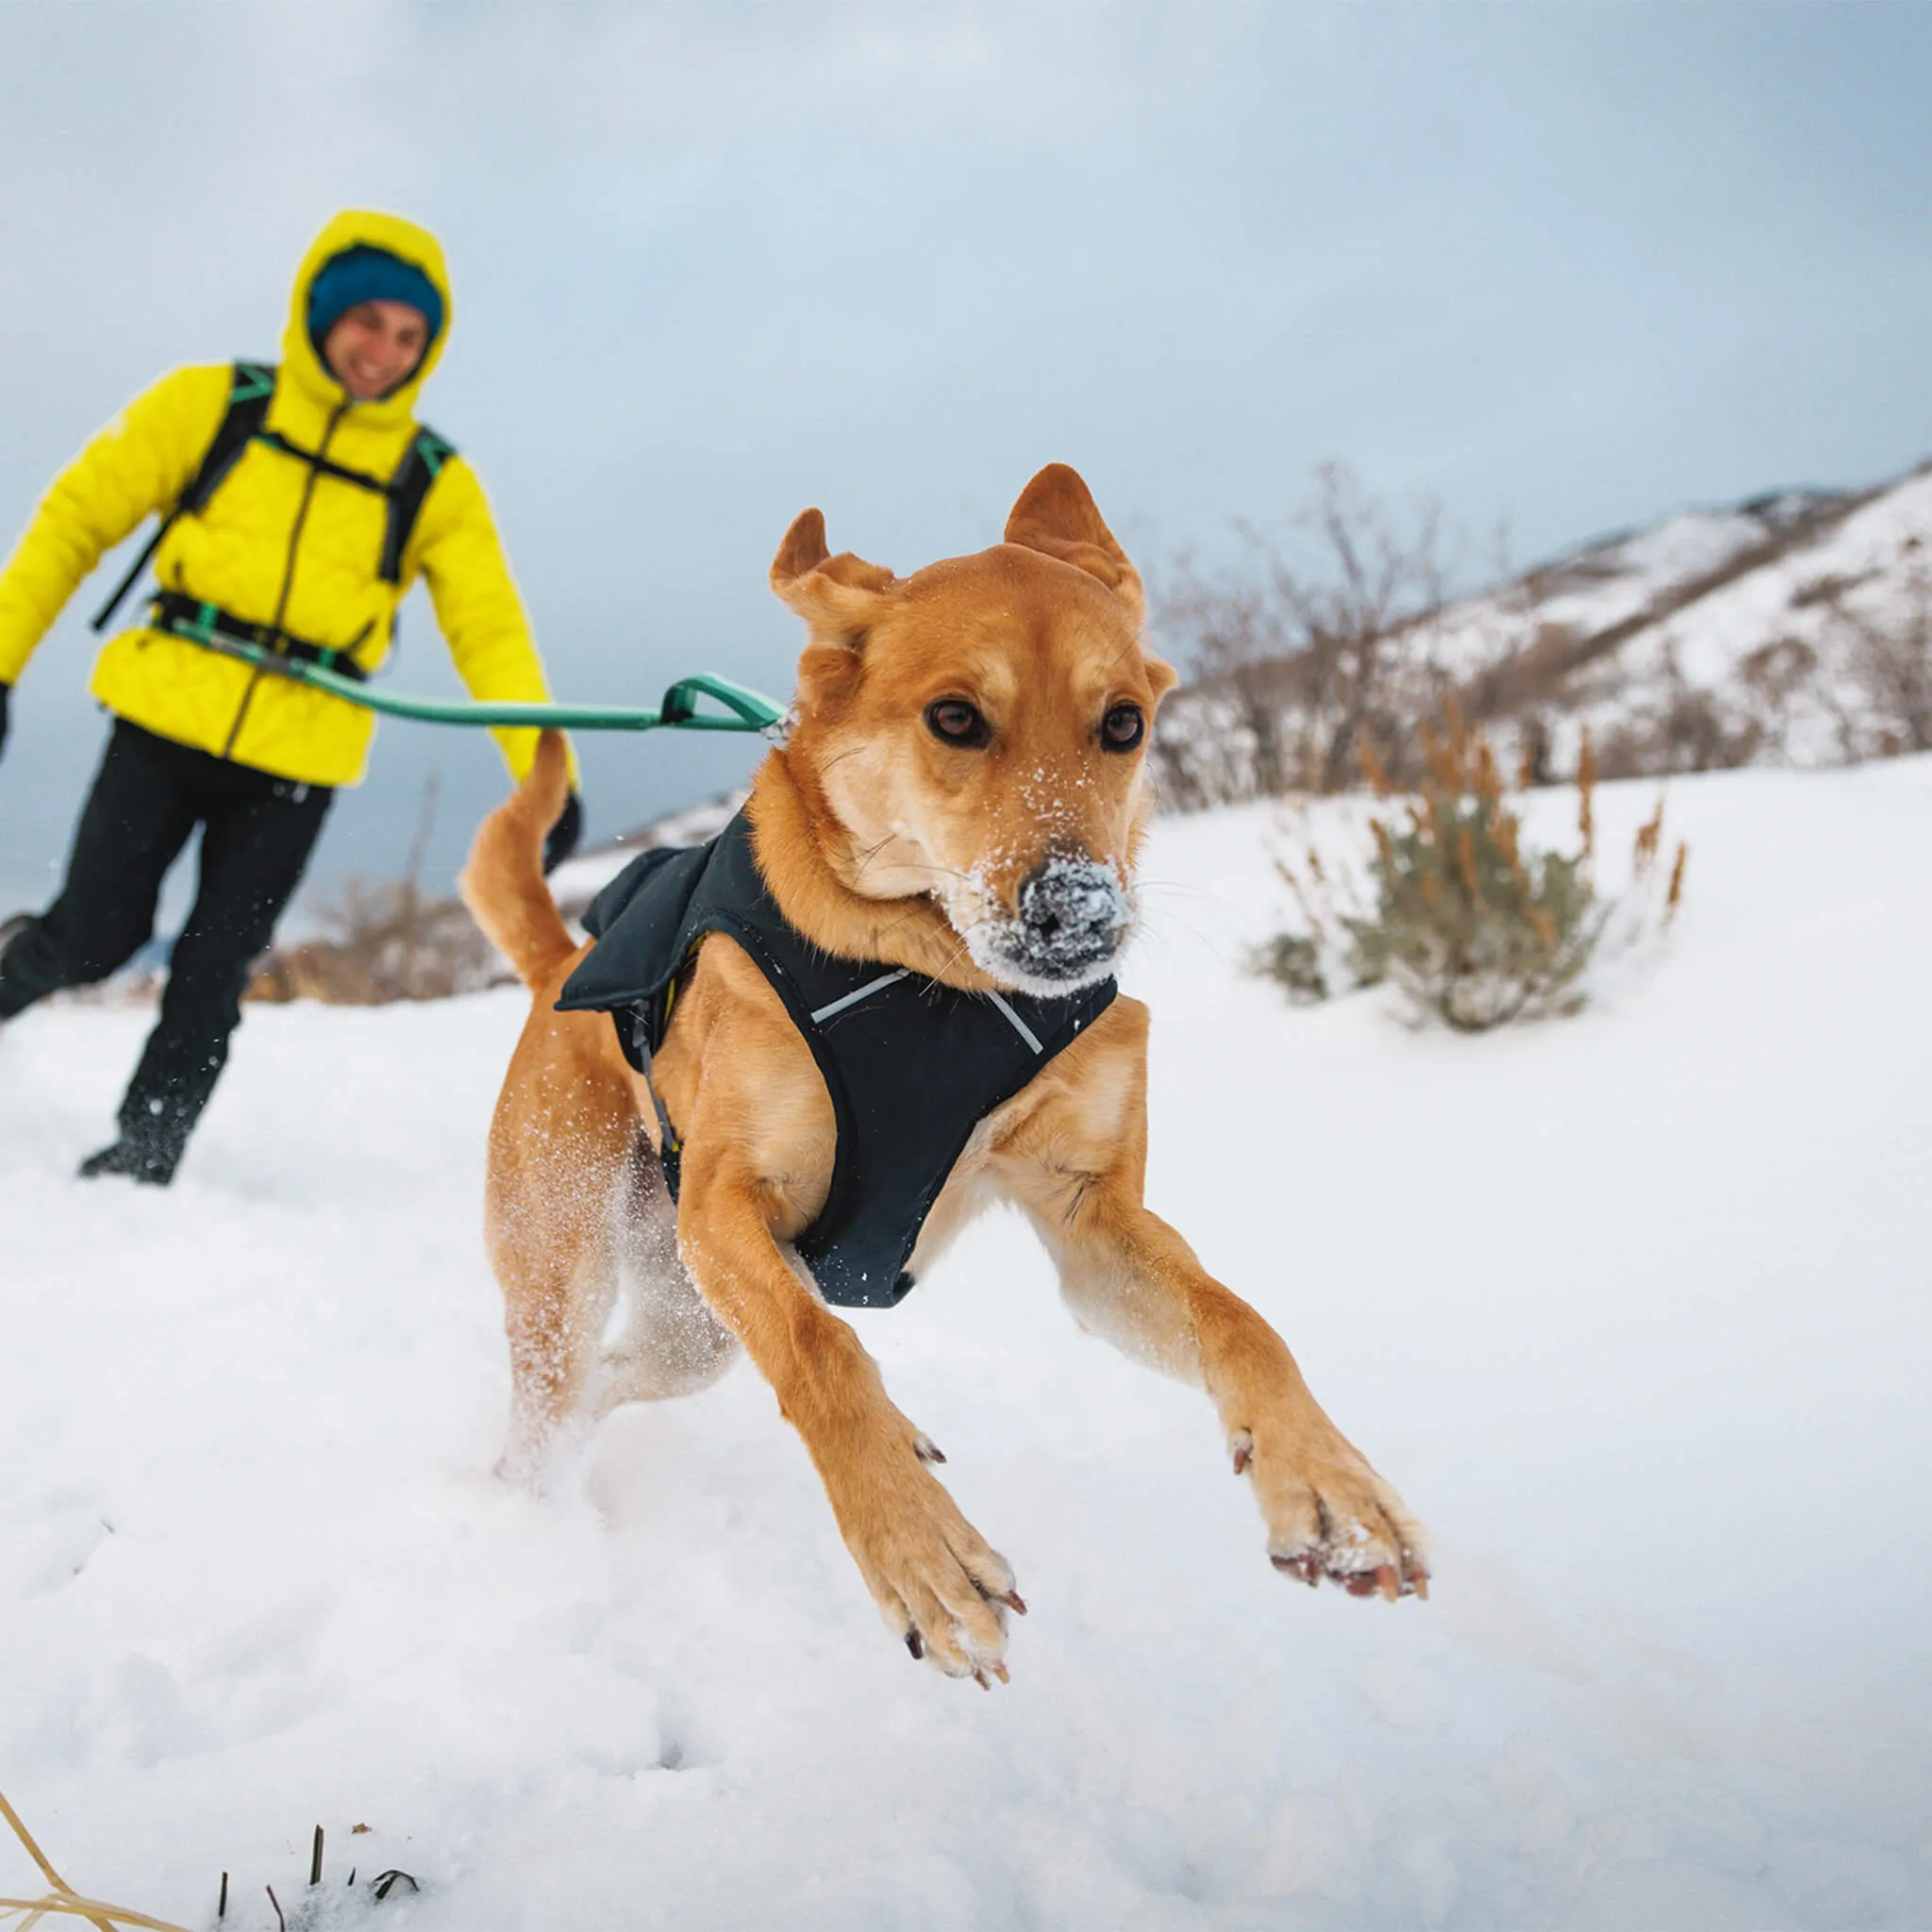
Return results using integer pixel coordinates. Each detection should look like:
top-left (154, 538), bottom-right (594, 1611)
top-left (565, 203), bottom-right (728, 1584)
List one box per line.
top-left (282, 208), bottom-right (454, 421)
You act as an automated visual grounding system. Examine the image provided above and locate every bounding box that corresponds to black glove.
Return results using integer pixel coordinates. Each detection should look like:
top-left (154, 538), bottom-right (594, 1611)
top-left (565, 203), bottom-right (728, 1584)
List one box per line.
top-left (0, 681), bottom-right (9, 760)
top-left (542, 790), bottom-right (583, 875)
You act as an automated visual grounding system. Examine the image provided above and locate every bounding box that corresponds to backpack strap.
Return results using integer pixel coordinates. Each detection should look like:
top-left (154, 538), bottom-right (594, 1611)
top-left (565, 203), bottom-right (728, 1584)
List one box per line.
top-left (91, 366), bottom-right (455, 629)
top-left (252, 430), bottom-right (392, 494)
top-left (377, 426), bottom-right (456, 584)
top-left (92, 361), bottom-right (275, 633)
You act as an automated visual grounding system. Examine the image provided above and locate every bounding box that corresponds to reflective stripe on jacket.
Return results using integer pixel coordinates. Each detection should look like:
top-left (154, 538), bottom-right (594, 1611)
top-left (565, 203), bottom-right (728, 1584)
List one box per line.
top-left (0, 208), bottom-right (562, 788)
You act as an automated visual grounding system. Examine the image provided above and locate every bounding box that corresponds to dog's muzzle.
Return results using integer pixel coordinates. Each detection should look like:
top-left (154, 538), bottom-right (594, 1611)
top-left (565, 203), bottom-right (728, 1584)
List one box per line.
top-left (973, 854), bottom-right (1130, 991)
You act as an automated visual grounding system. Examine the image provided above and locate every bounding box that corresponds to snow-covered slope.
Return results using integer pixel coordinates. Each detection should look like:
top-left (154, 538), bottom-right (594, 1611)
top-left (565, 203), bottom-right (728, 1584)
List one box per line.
top-left (1427, 467), bottom-right (1932, 772)
top-left (2, 761), bottom-right (1929, 1930)
top-left (1156, 463), bottom-right (1932, 800)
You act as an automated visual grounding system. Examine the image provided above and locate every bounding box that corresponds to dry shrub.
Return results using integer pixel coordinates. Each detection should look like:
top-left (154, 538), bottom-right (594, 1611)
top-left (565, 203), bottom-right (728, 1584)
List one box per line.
top-left (248, 878), bottom-right (503, 1005)
top-left (1265, 705), bottom-right (1687, 1032)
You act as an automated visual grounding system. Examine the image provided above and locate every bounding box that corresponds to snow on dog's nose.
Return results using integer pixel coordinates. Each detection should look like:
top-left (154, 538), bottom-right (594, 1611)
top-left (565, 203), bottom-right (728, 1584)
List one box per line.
top-left (1020, 855), bottom-right (1129, 974)
top-left (970, 852), bottom-right (1130, 993)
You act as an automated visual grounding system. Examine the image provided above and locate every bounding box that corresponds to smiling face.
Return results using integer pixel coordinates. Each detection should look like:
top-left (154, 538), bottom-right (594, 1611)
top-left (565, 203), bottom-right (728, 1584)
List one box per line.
top-left (772, 466), bottom-right (1177, 995)
top-left (323, 298), bottom-right (431, 401)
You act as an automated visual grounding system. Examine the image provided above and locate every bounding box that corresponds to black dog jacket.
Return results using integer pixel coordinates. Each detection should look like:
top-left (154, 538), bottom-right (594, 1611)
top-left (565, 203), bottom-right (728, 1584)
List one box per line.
top-left (555, 812), bottom-right (1118, 1309)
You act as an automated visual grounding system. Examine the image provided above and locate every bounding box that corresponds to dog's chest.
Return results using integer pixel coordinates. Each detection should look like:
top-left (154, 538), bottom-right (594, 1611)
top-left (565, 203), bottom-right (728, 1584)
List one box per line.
top-left (557, 813), bottom-right (1116, 1308)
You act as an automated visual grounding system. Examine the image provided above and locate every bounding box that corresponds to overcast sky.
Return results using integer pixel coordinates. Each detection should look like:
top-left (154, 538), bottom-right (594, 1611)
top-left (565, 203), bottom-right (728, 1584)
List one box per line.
top-left (2, 1), bottom-right (1928, 911)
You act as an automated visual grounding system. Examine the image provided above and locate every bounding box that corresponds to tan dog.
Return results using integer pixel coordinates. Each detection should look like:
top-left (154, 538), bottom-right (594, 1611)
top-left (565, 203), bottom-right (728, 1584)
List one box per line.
top-left (462, 465), bottom-right (1425, 1686)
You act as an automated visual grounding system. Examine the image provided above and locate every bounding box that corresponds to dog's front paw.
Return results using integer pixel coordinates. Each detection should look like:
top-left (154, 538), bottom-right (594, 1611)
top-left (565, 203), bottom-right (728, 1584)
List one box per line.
top-left (827, 1439), bottom-right (1024, 1686)
top-left (1230, 1422), bottom-right (1428, 1601)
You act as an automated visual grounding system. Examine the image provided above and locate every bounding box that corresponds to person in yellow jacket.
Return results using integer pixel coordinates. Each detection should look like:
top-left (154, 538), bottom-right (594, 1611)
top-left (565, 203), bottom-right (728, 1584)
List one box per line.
top-left (0, 208), bottom-right (580, 1185)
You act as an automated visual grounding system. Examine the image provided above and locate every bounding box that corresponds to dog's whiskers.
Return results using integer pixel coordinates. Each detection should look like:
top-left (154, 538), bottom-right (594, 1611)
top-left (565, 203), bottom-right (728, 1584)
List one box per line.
top-left (850, 841), bottom-right (974, 892)
top-left (849, 833), bottom-right (896, 882)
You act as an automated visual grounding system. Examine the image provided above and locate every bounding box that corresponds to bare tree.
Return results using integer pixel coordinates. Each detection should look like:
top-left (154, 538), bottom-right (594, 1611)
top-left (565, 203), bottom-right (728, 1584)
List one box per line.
top-left (1153, 464), bottom-right (1449, 804)
top-left (1154, 574), bottom-right (1299, 802)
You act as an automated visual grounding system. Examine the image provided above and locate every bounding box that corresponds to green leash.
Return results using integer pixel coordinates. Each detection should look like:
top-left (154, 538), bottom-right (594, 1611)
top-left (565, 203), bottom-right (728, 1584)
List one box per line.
top-left (174, 616), bottom-right (786, 735)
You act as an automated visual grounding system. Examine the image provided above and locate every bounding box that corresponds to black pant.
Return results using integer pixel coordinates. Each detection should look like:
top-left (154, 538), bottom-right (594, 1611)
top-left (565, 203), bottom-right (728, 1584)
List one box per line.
top-left (0, 720), bottom-right (331, 1158)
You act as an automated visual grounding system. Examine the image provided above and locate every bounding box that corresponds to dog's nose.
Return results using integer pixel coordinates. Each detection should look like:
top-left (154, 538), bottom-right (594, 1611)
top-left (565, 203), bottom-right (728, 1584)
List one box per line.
top-left (1016, 855), bottom-right (1129, 977)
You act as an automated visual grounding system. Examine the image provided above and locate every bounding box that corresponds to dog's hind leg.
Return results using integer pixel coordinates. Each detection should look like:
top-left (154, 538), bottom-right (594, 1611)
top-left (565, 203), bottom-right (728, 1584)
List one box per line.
top-left (497, 1216), bottom-right (619, 1484)
top-left (485, 1010), bottom-right (641, 1484)
top-left (590, 1135), bottom-right (740, 1413)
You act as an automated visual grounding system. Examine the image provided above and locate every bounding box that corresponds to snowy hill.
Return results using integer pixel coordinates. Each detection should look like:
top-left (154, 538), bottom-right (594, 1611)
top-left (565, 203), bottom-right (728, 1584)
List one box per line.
top-left (1156, 463), bottom-right (1932, 802)
top-left (2, 760), bottom-right (1929, 1930)
top-left (1435, 464), bottom-right (1932, 772)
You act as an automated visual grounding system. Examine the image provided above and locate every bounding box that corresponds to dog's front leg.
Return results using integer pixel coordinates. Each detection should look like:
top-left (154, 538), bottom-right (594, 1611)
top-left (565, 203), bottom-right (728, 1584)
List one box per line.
top-left (994, 1005), bottom-right (1427, 1600)
top-left (675, 1149), bottom-right (1024, 1681)
top-left (1043, 1185), bottom-right (1425, 1598)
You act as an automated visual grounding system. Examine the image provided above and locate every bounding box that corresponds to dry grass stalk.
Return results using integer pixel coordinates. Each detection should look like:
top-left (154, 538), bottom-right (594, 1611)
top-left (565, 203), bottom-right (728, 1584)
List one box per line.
top-left (0, 1789), bottom-right (190, 1932)
top-left (1576, 727), bottom-right (1597, 858)
top-left (1515, 737), bottom-right (1538, 792)
top-left (1632, 796), bottom-right (1665, 877)
top-left (1275, 851), bottom-right (1328, 947)
top-left (1357, 732), bottom-right (1394, 798)
top-left (1473, 737), bottom-right (1500, 799)
top-left (1665, 842), bottom-right (1690, 924)
top-left (1494, 811), bottom-right (1522, 873)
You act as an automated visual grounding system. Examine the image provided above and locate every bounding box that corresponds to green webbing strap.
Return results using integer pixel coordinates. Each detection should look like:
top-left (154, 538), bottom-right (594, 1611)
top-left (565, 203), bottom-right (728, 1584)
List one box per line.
top-left (230, 361), bottom-right (275, 405)
top-left (186, 628), bottom-right (784, 735)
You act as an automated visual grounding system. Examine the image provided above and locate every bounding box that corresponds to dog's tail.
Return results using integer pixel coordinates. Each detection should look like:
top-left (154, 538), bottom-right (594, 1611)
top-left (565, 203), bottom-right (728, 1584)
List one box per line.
top-left (461, 728), bottom-right (578, 989)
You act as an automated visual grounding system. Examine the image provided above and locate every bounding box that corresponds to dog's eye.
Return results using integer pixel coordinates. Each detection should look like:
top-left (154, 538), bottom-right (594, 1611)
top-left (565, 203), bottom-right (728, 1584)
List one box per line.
top-left (925, 699), bottom-right (990, 749)
top-left (1100, 704), bottom-right (1145, 752)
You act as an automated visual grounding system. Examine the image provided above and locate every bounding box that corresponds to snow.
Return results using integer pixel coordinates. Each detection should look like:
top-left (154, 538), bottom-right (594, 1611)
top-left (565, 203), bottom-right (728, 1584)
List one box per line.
top-left (1521, 506), bottom-right (1780, 637)
top-left (1422, 495), bottom-right (1849, 681)
top-left (3, 758), bottom-right (1930, 1929)
top-left (1398, 466), bottom-right (1932, 773)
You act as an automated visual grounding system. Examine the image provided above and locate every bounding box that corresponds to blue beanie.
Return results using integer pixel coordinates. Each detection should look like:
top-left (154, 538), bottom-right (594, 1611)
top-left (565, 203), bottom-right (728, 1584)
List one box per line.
top-left (307, 244), bottom-right (445, 364)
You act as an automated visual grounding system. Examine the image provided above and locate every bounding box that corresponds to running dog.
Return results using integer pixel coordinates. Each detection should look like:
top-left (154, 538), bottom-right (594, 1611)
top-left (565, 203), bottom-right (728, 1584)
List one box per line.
top-left (461, 464), bottom-right (1425, 1685)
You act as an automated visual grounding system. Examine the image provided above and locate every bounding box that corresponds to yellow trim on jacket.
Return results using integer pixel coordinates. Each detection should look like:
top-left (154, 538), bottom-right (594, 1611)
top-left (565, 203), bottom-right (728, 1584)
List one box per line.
top-left (0, 208), bottom-right (568, 789)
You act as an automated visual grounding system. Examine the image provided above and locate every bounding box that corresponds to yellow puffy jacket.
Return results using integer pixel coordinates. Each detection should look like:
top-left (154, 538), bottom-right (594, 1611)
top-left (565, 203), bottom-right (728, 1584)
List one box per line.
top-left (0, 209), bottom-right (563, 789)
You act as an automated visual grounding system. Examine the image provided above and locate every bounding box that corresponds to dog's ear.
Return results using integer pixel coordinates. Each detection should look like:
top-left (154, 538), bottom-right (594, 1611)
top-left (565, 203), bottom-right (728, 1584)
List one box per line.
top-left (770, 508), bottom-right (897, 646)
top-left (1004, 464), bottom-right (1145, 628)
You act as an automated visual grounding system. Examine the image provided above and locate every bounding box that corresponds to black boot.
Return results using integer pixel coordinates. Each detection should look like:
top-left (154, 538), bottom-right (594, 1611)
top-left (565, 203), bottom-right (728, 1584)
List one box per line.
top-left (77, 1124), bottom-right (185, 1187)
top-left (81, 1061), bottom-right (205, 1188)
